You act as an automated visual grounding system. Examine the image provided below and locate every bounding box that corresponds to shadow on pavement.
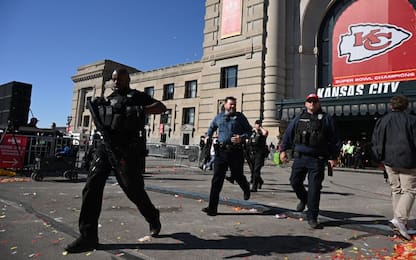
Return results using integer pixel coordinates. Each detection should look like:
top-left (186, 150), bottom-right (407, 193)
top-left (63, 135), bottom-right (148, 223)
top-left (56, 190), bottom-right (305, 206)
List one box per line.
top-left (98, 232), bottom-right (352, 258)
top-left (319, 210), bottom-right (383, 219)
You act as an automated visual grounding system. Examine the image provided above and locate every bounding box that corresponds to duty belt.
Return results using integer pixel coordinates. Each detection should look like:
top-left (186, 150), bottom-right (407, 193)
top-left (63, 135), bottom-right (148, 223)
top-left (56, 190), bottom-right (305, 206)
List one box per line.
top-left (218, 143), bottom-right (242, 151)
top-left (294, 151), bottom-right (326, 160)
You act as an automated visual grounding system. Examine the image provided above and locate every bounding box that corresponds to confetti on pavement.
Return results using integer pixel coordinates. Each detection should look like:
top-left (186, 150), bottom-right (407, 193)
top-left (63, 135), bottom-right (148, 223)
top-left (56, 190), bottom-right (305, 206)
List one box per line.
top-left (275, 213), bottom-right (287, 219)
top-left (0, 177), bottom-right (31, 183)
top-left (233, 207), bottom-right (242, 212)
top-left (28, 252), bottom-right (41, 258)
top-left (138, 235), bottom-right (152, 242)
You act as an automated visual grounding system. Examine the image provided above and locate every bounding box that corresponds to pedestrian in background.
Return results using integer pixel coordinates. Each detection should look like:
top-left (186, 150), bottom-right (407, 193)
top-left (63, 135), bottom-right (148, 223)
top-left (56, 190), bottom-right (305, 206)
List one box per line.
top-left (372, 95), bottom-right (416, 240)
top-left (269, 142), bottom-right (276, 160)
top-left (353, 141), bottom-right (364, 169)
top-left (204, 132), bottom-right (218, 171)
top-left (343, 140), bottom-right (354, 168)
top-left (248, 119), bottom-right (269, 192)
top-left (27, 117), bottom-right (38, 128)
top-left (279, 93), bottom-right (341, 229)
top-left (202, 96), bottom-right (252, 216)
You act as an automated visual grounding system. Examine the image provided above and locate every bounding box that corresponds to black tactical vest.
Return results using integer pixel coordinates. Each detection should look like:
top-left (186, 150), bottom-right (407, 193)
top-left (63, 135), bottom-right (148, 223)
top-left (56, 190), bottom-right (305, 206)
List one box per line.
top-left (250, 130), bottom-right (267, 151)
top-left (99, 90), bottom-right (145, 136)
top-left (293, 112), bottom-right (328, 147)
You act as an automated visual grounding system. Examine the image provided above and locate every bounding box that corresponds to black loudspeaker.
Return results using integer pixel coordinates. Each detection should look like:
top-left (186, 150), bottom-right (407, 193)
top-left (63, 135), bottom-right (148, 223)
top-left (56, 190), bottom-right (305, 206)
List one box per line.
top-left (0, 81), bottom-right (32, 129)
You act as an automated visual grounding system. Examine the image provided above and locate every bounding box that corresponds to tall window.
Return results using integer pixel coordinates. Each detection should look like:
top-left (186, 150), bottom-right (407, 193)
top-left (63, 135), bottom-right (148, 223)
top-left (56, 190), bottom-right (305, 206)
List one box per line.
top-left (183, 107), bottom-right (195, 125)
top-left (144, 87), bottom-right (154, 125)
top-left (83, 115), bottom-right (90, 127)
top-left (144, 86), bottom-right (154, 97)
top-left (220, 65), bottom-right (238, 88)
top-left (183, 134), bottom-right (190, 145)
top-left (160, 133), bottom-right (167, 143)
top-left (163, 83), bottom-right (174, 100)
top-left (79, 87), bottom-right (93, 127)
top-left (184, 80), bottom-right (197, 98)
top-left (160, 109), bottom-right (172, 125)
top-left (85, 96), bottom-right (92, 108)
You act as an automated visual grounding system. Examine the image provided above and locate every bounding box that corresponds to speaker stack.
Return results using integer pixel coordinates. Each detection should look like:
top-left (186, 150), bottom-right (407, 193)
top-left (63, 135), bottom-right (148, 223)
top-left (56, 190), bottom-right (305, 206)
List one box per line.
top-left (0, 81), bottom-right (32, 129)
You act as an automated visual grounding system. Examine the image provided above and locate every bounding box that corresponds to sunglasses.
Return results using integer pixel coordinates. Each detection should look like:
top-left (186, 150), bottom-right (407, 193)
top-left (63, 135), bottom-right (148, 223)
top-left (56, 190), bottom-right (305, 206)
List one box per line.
top-left (306, 99), bottom-right (319, 103)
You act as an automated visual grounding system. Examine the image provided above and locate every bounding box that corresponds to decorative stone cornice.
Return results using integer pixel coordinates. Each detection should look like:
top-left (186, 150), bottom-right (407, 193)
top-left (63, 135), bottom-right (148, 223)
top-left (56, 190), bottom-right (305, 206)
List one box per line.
top-left (202, 43), bottom-right (262, 62)
top-left (130, 62), bottom-right (202, 83)
top-left (71, 72), bottom-right (103, 83)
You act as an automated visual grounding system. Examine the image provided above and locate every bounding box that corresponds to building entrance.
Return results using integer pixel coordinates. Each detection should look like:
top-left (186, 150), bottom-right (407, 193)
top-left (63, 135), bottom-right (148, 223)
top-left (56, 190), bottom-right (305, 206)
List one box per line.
top-left (334, 115), bottom-right (378, 142)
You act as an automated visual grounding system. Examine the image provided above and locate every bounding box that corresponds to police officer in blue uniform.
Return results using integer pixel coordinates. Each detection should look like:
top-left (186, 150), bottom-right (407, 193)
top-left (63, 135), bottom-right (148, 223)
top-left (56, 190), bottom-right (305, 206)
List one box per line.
top-left (202, 96), bottom-right (252, 216)
top-left (65, 68), bottom-right (166, 253)
top-left (280, 93), bottom-right (340, 229)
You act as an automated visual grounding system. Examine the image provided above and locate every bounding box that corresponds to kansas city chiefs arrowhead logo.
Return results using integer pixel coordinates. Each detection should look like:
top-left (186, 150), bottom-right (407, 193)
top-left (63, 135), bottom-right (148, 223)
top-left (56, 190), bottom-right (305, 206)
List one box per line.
top-left (338, 24), bottom-right (412, 63)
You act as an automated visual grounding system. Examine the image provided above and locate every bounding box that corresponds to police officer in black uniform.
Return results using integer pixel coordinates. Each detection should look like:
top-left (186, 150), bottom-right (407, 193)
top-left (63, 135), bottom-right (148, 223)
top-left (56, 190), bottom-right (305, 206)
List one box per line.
top-left (202, 96), bottom-right (252, 216)
top-left (280, 93), bottom-right (340, 229)
top-left (248, 119), bottom-right (269, 192)
top-left (65, 68), bottom-right (167, 253)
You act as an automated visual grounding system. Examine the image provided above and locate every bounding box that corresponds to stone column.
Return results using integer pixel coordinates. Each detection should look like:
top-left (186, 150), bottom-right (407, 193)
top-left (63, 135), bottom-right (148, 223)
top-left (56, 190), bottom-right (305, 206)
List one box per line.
top-left (262, 0), bottom-right (286, 143)
top-left (263, 0), bottom-right (284, 126)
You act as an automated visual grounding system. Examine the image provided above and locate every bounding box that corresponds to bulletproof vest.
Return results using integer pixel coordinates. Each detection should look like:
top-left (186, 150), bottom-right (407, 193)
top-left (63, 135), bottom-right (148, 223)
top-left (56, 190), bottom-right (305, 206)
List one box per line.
top-left (293, 112), bottom-right (327, 147)
top-left (98, 90), bottom-right (145, 136)
top-left (250, 130), bottom-right (266, 150)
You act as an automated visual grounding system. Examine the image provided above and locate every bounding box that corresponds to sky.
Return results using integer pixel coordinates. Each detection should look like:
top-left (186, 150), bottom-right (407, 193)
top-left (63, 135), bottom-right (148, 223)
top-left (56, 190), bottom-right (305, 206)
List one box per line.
top-left (0, 0), bottom-right (205, 128)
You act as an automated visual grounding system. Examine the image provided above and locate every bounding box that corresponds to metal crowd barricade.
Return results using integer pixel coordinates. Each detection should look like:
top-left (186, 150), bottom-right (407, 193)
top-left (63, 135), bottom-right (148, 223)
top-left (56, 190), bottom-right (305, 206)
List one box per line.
top-left (0, 131), bottom-right (79, 180)
top-left (146, 143), bottom-right (200, 168)
top-left (23, 135), bottom-right (73, 170)
top-left (173, 145), bottom-right (199, 167)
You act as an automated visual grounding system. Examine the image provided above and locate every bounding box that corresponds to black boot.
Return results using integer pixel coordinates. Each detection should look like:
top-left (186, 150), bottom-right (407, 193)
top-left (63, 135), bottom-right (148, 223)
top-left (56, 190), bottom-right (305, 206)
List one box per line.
top-left (225, 176), bottom-right (235, 184)
top-left (149, 210), bottom-right (162, 237)
top-left (258, 178), bottom-right (264, 189)
top-left (65, 236), bottom-right (98, 253)
top-left (243, 181), bottom-right (251, 200)
top-left (244, 189), bottom-right (251, 200)
top-left (202, 207), bottom-right (217, 216)
top-left (250, 181), bottom-right (258, 192)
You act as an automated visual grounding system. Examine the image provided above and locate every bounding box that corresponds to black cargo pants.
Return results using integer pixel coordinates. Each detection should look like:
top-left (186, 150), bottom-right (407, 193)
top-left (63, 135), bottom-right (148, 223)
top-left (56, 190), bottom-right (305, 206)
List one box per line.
top-left (78, 143), bottom-right (158, 240)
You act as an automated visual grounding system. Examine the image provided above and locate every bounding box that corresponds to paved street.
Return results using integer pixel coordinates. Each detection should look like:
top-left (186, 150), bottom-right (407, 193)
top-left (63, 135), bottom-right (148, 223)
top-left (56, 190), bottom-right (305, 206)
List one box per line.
top-left (0, 157), bottom-right (415, 259)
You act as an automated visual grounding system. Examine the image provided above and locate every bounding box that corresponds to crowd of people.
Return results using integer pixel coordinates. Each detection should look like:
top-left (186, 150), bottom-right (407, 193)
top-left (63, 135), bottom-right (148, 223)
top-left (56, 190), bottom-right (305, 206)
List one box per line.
top-left (62, 71), bottom-right (416, 254)
top-left (338, 139), bottom-right (373, 169)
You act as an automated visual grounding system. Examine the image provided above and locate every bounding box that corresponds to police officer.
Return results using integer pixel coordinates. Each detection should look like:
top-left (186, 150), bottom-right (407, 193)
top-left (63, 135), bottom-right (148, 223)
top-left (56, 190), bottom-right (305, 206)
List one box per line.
top-left (279, 93), bottom-right (340, 229)
top-left (248, 119), bottom-right (269, 192)
top-left (202, 96), bottom-right (252, 216)
top-left (65, 68), bottom-right (167, 253)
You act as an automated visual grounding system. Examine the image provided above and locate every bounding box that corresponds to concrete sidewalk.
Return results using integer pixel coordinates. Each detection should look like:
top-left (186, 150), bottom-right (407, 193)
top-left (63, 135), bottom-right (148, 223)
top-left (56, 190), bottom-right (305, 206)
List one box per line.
top-left (144, 157), bottom-right (395, 234)
top-left (0, 156), bottom-right (413, 259)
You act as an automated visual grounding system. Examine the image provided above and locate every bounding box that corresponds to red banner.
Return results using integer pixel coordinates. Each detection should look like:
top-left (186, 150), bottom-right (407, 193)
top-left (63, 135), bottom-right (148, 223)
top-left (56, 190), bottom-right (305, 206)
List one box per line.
top-left (332, 0), bottom-right (416, 86)
top-left (220, 0), bottom-right (242, 38)
top-left (0, 134), bottom-right (28, 169)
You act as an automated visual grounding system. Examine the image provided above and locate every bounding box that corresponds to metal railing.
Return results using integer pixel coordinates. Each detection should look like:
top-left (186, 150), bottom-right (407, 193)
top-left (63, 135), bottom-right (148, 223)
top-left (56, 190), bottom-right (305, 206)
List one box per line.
top-left (146, 143), bottom-right (200, 167)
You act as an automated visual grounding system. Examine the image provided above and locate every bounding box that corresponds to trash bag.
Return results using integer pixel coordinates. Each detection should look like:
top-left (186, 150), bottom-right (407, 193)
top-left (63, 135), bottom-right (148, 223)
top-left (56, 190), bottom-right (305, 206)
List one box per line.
top-left (273, 151), bottom-right (280, 166)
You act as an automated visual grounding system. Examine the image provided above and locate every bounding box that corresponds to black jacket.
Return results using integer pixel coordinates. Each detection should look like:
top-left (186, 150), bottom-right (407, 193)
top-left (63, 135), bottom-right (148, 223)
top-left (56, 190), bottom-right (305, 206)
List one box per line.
top-left (371, 111), bottom-right (416, 169)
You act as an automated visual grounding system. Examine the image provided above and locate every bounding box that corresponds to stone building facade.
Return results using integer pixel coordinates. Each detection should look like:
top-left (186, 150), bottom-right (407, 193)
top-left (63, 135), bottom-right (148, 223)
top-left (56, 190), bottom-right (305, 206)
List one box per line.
top-left (71, 0), bottom-right (298, 145)
top-left (70, 0), bottom-right (416, 145)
